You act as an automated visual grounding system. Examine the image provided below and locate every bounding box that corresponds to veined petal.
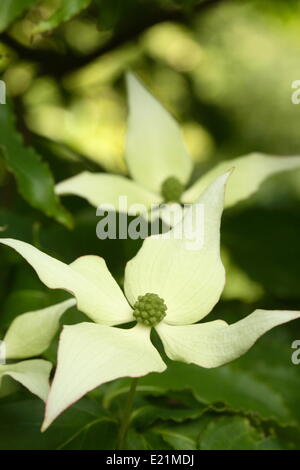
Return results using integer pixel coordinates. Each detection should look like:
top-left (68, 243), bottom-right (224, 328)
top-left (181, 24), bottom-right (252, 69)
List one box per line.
top-left (0, 239), bottom-right (132, 325)
top-left (182, 153), bottom-right (300, 208)
top-left (42, 323), bottom-right (166, 430)
top-left (156, 309), bottom-right (300, 368)
top-left (125, 73), bottom-right (192, 194)
top-left (151, 203), bottom-right (186, 227)
top-left (0, 359), bottom-right (52, 401)
top-left (56, 172), bottom-right (161, 214)
top-left (4, 298), bottom-right (76, 360)
top-left (124, 172), bottom-right (230, 325)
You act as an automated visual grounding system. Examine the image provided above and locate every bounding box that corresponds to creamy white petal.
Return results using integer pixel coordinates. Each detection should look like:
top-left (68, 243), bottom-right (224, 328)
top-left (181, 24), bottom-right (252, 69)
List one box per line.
top-left (157, 309), bottom-right (300, 368)
top-left (0, 239), bottom-right (132, 325)
top-left (42, 323), bottom-right (166, 430)
top-left (124, 172), bottom-right (230, 325)
top-left (150, 203), bottom-right (186, 227)
top-left (56, 172), bottom-right (161, 214)
top-left (4, 299), bottom-right (76, 360)
top-left (0, 359), bottom-right (52, 401)
top-left (182, 153), bottom-right (300, 207)
top-left (125, 73), bottom-right (192, 193)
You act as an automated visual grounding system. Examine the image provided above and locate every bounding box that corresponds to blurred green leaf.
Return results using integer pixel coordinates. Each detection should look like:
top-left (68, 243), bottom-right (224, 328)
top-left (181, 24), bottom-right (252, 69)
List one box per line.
top-left (255, 437), bottom-right (284, 450)
top-left (59, 419), bottom-right (117, 449)
top-left (1, 289), bottom-right (51, 328)
top-left (139, 320), bottom-right (300, 442)
top-left (0, 395), bottom-right (112, 450)
top-left (0, 209), bottom-right (33, 241)
top-left (153, 428), bottom-right (197, 450)
top-left (142, 363), bottom-right (293, 425)
top-left (0, 105), bottom-right (72, 228)
top-left (223, 208), bottom-right (300, 299)
top-left (142, 430), bottom-right (172, 450)
top-left (133, 402), bottom-right (206, 428)
top-left (154, 415), bottom-right (284, 450)
top-left (0, 0), bottom-right (38, 32)
top-left (200, 416), bottom-right (264, 450)
top-left (95, 0), bottom-right (123, 31)
top-left (235, 327), bottom-right (300, 426)
top-left (151, 418), bottom-right (211, 450)
top-left (33, 0), bottom-right (92, 34)
top-left (126, 429), bottom-right (150, 450)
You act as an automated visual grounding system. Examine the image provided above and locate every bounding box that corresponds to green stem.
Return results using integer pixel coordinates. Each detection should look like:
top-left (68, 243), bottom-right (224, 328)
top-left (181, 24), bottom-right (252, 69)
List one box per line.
top-left (116, 378), bottom-right (139, 449)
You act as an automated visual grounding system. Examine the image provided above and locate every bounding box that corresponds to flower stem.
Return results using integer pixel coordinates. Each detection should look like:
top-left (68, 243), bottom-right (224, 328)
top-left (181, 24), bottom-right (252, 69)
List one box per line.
top-left (116, 377), bottom-right (139, 449)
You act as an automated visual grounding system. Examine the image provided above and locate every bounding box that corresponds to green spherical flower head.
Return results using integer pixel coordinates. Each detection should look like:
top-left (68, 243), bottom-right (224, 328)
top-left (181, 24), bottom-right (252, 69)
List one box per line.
top-left (133, 293), bottom-right (167, 327)
top-left (161, 176), bottom-right (184, 202)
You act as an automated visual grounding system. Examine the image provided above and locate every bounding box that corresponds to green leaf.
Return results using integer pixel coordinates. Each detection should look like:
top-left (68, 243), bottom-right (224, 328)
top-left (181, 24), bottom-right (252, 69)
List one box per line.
top-left (133, 402), bottom-right (207, 428)
top-left (0, 209), bottom-right (33, 242)
top-left (140, 359), bottom-right (295, 426)
top-left (95, 0), bottom-right (123, 31)
top-left (126, 429), bottom-right (150, 450)
top-left (0, 0), bottom-right (39, 33)
top-left (235, 327), bottom-right (300, 425)
top-left (136, 412), bottom-right (285, 450)
top-left (142, 430), bottom-right (172, 450)
top-left (0, 396), bottom-right (112, 450)
top-left (199, 415), bottom-right (284, 450)
top-left (141, 319), bottom-right (300, 431)
top-left (256, 438), bottom-right (283, 450)
top-left (274, 425), bottom-right (300, 450)
top-left (59, 419), bottom-right (118, 450)
top-left (0, 105), bottom-right (72, 228)
top-left (0, 376), bottom-right (19, 398)
top-left (223, 208), bottom-right (300, 299)
top-left (199, 416), bottom-right (264, 450)
top-left (1, 289), bottom-right (60, 328)
top-left (155, 429), bottom-right (197, 450)
top-left (152, 418), bottom-right (211, 450)
top-left (152, 415), bottom-right (283, 450)
top-left (33, 0), bottom-right (92, 34)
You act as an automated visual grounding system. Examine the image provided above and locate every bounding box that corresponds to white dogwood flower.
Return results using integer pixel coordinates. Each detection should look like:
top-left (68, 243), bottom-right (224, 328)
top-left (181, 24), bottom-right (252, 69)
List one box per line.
top-left (55, 73), bottom-right (300, 215)
top-left (0, 299), bottom-right (75, 401)
top-left (0, 172), bottom-right (299, 430)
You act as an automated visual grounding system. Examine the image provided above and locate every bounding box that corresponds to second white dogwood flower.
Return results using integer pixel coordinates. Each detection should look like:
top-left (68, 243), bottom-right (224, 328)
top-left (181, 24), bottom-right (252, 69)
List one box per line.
top-left (55, 73), bottom-right (300, 215)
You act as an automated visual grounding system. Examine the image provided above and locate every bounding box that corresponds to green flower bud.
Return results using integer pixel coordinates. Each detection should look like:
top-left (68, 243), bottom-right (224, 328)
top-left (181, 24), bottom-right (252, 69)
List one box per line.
top-left (161, 176), bottom-right (184, 202)
top-left (133, 293), bottom-right (167, 327)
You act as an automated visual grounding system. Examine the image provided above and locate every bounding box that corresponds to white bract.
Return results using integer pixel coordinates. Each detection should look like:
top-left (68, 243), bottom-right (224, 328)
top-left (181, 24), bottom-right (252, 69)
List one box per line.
top-left (0, 299), bottom-right (75, 401)
top-left (0, 173), bottom-right (299, 430)
top-left (55, 73), bottom-right (300, 215)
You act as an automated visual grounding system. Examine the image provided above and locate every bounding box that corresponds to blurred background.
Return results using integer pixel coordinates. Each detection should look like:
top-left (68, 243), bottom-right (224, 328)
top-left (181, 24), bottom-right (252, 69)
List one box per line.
top-left (1, 0), bottom-right (300, 450)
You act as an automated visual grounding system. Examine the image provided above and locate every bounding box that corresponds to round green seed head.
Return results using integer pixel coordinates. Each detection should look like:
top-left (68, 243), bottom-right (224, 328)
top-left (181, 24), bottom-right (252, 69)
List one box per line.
top-left (161, 176), bottom-right (184, 202)
top-left (133, 293), bottom-right (167, 327)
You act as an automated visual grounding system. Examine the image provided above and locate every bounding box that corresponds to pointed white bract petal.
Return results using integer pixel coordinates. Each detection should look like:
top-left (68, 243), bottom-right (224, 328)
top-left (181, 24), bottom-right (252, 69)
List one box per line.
top-left (0, 239), bottom-right (132, 325)
top-left (125, 73), bottom-right (192, 193)
top-left (0, 359), bottom-right (52, 401)
top-left (157, 309), bottom-right (300, 368)
top-left (4, 299), bottom-right (76, 360)
top-left (42, 323), bottom-right (166, 430)
top-left (183, 153), bottom-right (300, 207)
top-left (56, 172), bottom-right (161, 214)
top-left (124, 172), bottom-right (230, 325)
